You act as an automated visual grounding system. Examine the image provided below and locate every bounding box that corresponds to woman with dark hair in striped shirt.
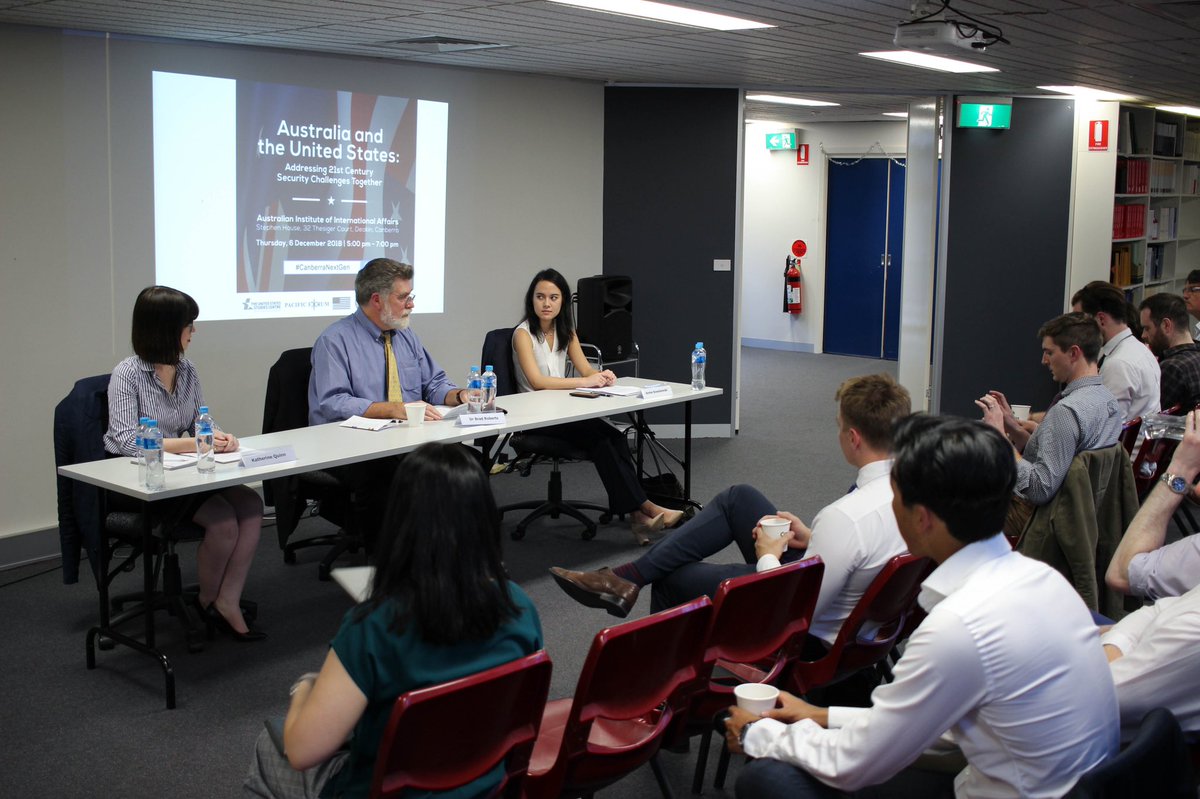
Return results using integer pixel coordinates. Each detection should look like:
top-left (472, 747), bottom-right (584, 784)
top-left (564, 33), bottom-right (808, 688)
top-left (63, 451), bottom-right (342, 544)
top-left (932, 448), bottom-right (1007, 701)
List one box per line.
top-left (103, 285), bottom-right (266, 642)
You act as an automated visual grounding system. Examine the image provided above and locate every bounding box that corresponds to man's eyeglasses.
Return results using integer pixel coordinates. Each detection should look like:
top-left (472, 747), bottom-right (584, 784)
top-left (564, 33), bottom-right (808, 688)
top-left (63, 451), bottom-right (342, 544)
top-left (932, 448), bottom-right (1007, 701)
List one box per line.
top-left (394, 293), bottom-right (416, 305)
top-left (1183, 287), bottom-right (1200, 296)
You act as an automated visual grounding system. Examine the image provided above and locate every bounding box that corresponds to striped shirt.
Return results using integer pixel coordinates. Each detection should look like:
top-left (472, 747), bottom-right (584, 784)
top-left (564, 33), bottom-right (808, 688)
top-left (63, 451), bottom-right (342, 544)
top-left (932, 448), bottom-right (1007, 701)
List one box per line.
top-left (1016, 375), bottom-right (1121, 505)
top-left (103, 355), bottom-right (204, 456)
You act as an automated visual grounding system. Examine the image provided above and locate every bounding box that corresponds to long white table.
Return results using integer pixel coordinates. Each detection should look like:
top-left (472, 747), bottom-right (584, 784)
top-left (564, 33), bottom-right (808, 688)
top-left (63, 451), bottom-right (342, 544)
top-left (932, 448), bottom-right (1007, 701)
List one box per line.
top-left (57, 377), bottom-right (721, 707)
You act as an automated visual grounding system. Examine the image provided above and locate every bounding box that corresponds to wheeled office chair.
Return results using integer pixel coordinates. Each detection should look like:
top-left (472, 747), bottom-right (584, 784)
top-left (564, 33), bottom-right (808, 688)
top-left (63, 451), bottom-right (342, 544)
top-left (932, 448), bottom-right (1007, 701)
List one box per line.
top-left (54, 375), bottom-right (254, 656)
top-left (480, 328), bottom-right (613, 541)
top-left (262, 347), bottom-right (364, 581)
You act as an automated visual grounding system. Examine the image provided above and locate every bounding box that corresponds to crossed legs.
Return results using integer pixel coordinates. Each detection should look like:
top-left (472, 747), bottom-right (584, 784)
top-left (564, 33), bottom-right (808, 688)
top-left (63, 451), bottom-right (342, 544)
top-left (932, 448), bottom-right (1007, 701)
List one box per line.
top-left (194, 485), bottom-right (263, 634)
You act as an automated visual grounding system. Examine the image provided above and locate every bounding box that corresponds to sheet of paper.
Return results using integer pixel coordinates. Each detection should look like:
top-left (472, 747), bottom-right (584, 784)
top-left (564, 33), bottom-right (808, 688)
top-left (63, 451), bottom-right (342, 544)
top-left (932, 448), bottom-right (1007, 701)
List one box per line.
top-left (588, 385), bottom-right (642, 397)
top-left (339, 415), bottom-right (400, 431)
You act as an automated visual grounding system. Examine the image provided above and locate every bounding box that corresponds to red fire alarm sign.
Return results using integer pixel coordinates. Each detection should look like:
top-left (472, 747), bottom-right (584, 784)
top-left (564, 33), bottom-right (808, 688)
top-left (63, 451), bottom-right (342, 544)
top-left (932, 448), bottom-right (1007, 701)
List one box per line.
top-left (796, 143), bottom-right (810, 165)
top-left (1089, 120), bottom-right (1109, 151)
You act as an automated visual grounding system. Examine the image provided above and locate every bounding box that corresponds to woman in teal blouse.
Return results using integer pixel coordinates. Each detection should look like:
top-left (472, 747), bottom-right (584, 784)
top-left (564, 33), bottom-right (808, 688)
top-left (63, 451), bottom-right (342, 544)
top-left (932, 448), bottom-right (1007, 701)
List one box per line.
top-left (245, 443), bottom-right (543, 799)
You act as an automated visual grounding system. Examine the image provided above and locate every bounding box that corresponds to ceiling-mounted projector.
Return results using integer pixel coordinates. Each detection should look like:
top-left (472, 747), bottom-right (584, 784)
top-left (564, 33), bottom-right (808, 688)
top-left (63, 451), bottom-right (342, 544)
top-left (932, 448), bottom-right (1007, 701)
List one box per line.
top-left (893, 19), bottom-right (991, 52)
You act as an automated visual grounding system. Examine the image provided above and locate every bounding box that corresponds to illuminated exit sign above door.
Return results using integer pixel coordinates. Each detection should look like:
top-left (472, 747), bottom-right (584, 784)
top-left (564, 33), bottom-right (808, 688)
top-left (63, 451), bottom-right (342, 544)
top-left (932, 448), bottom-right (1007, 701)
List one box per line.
top-left (956, 97), bottom-right (1013, 129)
top-left (765, 132), bottom-right (797, 150)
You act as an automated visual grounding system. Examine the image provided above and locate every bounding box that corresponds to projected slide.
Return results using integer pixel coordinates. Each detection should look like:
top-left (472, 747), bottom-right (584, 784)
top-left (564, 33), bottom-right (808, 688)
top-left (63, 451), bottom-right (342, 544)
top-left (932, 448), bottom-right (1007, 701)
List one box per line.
top-left (152, 71), bottom-right (447, 321)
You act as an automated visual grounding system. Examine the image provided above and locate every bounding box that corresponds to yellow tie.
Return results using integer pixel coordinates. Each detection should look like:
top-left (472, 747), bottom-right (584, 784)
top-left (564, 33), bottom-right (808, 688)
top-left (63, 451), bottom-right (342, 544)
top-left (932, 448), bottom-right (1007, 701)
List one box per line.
top-left (384, 334), bottom-right (403, 403)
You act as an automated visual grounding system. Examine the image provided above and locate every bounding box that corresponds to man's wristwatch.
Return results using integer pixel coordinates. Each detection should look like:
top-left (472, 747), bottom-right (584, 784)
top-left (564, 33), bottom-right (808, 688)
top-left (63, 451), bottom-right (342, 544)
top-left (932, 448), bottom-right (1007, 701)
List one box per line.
top-left (738, 719), bottom-right (756, 748)
top-left (1160, 473), bottom-right (1190, 495)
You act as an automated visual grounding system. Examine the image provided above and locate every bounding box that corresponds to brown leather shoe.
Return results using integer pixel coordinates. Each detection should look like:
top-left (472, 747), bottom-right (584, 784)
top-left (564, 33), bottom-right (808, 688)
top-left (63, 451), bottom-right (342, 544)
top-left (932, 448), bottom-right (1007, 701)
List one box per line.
top-left (549, 566), bottom-right (640, 618)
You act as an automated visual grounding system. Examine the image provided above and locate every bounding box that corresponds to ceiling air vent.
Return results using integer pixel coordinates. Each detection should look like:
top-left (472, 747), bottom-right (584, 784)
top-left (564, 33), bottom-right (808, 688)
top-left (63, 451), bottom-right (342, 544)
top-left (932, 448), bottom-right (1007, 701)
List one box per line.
top-left (380, 36), bottom-right (509, 53)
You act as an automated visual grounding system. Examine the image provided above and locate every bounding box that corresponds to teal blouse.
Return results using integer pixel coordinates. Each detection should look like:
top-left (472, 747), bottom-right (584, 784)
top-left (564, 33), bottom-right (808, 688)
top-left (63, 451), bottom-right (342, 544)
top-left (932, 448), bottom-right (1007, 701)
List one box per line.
top-left (321, 581), bottom-right (543, 799)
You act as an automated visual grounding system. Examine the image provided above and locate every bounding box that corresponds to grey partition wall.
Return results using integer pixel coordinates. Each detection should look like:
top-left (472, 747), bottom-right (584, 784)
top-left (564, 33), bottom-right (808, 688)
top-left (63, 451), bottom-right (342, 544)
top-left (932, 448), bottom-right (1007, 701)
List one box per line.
top-left (937, 96), bottom-right (1076, 416)
top-left (603, 87), bottom-right (738, 428)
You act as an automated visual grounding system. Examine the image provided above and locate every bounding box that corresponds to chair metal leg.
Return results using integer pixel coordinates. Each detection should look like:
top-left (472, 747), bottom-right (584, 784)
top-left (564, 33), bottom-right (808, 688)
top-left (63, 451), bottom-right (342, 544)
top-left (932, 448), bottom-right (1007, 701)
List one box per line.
top-left (692, 728), bottom-right (713, 794)
top-left (650, 753), bottom-right (676, 799)
top-left (713, 746), bottom-right (733, 790)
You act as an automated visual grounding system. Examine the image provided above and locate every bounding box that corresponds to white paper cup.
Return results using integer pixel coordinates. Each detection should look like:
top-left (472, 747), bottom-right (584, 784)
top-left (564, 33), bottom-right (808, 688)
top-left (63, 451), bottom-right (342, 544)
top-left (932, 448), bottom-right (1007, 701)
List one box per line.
top-left (1011, 404), bottom-right (1031, 421)
top-left (404, 402), bottom-right (426, 426)
top-left (734, 683), bottom-right (780, 715)
top-left (759, 516), bottom-right (791, 540)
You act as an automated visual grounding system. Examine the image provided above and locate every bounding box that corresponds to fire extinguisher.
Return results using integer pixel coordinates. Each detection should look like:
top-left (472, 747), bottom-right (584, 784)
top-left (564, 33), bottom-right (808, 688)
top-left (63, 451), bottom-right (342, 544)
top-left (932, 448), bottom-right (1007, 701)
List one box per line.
top-left (784, 239), bottom-right (806, 314)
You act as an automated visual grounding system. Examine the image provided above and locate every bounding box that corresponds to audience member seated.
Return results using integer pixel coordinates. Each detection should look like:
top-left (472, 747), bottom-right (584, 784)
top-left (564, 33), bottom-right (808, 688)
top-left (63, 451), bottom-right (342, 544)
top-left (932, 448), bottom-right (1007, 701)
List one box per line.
top-left (103, 286), bottom-right (264, 641)
top-left (1183, 269), bottom-right (1200, 341)
top-left (1108, 409), bottom-right (1200, 600)
top-left (978, 312), bottom-right (1122, 536)
top-left (308, 258), bottom-right (469, 549)
top-left (1102, 582), bottom-right (1200, 741)
top-left (511, 268), bottom-right (685, 544)
top-left (244, 443), bottom-right (543, 799)
top-left (549, 374), bottom-right (910, 656)
top-left (1138, 293), bottom-right (1200, 411)
top-left (1072, 281), bottom-right (1160, 422)
top-left (727, 415), bottom-right (1119, 799)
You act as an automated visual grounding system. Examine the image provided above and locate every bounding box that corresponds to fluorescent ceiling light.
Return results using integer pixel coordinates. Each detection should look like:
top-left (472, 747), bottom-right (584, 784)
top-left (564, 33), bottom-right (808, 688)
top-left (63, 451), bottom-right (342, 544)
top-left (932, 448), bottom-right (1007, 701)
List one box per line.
top-left (1157, 105), bottom-right (1200, 116)
top-left (883, 112), bottom-right (909, 118)
top-left (744, 119), bottom-right (778, 125)
top-left (547, 0), bottom-right (772, 30)
top-left (746, 94), bottom-right (839, 107)
top-left (860, 50), bottom-right (998, 74)
top-left (1038, 85), bottom-right (1132, 101)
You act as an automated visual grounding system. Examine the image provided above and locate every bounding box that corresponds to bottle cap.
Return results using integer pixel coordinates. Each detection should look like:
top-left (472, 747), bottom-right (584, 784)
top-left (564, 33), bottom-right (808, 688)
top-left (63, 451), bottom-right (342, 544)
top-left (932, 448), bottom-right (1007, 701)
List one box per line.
top-left (148, 419), bottom-right (158, 427)
top-left (485, 365), bottom-right (494, 371)
top-left (199, 406), bottom-right (209, 414)
top-left (139, 416), bottom-right (150, 424)
top-left (695, 342), bottom-right (704, 348)
top-left (470, 365), bottom-right (479, 371)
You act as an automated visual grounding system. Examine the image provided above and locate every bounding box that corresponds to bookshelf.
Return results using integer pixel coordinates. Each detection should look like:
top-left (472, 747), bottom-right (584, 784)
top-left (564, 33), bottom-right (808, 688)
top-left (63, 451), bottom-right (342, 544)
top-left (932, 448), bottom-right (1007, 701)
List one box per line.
top-left (1111, 105), bottom-right (1200, 303)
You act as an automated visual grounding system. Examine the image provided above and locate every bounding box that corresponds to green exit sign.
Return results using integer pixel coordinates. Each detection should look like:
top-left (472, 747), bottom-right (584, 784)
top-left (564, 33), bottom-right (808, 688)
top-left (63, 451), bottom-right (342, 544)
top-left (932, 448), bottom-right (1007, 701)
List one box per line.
top-left (956, 97), bottom-right (1013, 129)
top-left (765, 132), bottom-right (797, 150)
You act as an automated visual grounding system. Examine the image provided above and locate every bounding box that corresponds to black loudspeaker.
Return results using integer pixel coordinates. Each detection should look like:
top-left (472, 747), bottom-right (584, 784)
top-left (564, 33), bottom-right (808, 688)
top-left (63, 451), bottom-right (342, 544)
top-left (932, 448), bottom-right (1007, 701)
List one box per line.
top-left (576, 275), bottom-right (634, 361)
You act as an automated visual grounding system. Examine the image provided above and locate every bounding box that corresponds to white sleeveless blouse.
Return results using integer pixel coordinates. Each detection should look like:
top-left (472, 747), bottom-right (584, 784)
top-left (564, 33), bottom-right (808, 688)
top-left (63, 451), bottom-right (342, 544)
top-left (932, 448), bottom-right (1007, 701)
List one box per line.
top-left (512, 320), bottom-right (568, 393)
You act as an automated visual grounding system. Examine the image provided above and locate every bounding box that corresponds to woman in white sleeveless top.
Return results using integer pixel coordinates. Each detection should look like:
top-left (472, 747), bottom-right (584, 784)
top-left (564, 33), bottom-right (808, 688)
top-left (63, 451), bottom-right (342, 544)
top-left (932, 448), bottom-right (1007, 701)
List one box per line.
top-left (512, 269), bottom-right (684, 543)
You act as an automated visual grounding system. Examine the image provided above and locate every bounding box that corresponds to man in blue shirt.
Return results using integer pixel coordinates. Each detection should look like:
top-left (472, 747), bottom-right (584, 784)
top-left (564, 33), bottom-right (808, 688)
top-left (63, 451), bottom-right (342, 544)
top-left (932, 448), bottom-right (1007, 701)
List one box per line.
top-left (309, 258), bottom-right (467, 425)
top-left (308, 258), bottom-right (468, 548)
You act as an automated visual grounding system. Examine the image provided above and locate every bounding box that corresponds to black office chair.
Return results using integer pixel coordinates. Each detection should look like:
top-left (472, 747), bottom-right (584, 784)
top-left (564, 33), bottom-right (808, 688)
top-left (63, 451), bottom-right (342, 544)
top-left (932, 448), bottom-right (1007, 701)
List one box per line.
top-left (1065, 708), bottom-right (1194, 798)
top-left (262, 347), bottom-right (364, 581)
top-left (53, 375), bottom-right (223, 655)
top-left (481, 328), bottom-right (612, 541)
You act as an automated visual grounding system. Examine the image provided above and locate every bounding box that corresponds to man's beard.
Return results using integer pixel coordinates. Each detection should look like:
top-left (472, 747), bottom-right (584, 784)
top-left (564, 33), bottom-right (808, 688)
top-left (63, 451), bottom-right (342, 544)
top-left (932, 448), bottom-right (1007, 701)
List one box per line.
top-left (381, 308), bottom-right (411, 330)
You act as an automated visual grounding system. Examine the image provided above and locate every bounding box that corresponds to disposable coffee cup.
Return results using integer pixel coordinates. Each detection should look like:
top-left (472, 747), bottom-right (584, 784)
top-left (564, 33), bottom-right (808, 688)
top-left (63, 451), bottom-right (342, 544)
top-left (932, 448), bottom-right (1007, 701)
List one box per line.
top-left (759, 516), bottom-right (791, 540)
top-left (734, 683), bottom-right (780, 715)
top-left (404, 402), bottom-right (427, 426)
top-left (1011, 404), bottom-right (1031, 421)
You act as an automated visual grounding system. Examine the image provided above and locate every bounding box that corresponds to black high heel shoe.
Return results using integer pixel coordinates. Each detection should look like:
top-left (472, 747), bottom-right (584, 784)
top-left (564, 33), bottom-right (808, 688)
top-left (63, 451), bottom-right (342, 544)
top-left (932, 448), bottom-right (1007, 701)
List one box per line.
top-left (204, 604), bottom-right (267, 642)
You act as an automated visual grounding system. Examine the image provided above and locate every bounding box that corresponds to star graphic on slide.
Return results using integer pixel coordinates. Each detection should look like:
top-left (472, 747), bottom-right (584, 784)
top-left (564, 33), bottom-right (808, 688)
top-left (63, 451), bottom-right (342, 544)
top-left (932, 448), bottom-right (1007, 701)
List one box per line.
top-left (328, 197), bottom-right (335, 205)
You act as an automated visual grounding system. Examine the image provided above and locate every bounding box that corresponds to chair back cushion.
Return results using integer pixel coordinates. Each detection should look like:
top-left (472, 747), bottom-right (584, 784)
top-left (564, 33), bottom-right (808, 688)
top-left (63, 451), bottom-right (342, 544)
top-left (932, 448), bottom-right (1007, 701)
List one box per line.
top-left (262, 347), bottom-right (314, 434)
top-left (370, 651), bottom-right (553, 798)
top-left (53, 374), bottom-right (111, 584)
top-left (482, 328), bottom-right (519, 397)
top-left (1065, 707), bottom-right (1194, 798)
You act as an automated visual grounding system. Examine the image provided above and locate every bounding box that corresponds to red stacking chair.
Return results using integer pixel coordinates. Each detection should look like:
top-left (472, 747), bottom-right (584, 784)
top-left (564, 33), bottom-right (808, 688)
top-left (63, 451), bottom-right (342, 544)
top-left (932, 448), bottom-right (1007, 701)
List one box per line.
top-left (682, 557), bottom-right (825, 794)
top-left (367, 650), bottom-right (553, 799)
top-left (1119, 416), bottom-right (1142, 455)
top-left (524, 597), bottom-right (714, 799)
top-left (785, 554), bottom-right (933, 696)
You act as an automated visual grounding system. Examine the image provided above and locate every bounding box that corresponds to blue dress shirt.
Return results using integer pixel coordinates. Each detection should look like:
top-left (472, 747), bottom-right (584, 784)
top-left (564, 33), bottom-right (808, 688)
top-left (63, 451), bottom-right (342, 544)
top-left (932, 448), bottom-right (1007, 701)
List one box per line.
top-left (308, 308), bottom-right (458, 425)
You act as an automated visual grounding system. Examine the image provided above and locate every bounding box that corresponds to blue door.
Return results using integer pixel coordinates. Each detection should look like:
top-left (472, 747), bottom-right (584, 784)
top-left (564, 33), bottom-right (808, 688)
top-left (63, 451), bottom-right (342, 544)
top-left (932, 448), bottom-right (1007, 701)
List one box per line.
top-left (823, 158), bottom-right (906, 359)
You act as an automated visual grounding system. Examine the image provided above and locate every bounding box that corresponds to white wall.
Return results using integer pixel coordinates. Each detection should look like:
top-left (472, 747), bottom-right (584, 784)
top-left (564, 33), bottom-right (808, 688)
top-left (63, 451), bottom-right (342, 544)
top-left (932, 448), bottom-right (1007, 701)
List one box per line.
top-left (1, 25), bottom-right (603, 543)
top-left (739, 120), bottom-right (908, 352)
top-left (1066, 99), bottom-right (1121, 299)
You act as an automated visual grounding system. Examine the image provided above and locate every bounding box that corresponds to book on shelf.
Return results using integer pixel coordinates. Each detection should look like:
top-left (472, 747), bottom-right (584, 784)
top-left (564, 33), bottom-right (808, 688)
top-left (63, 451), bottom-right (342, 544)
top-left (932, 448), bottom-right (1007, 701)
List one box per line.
top-left (1111, 244), bottom-right (1136, 285)
top-left (1186, 130), bottom-right (1200, 161)
top-left (1113, 203), bottom-right (1146, 239)
top-left (1116, 158), bottom-right (1148, 194)
top-left (1120, 110), bottom-right (1134, 153)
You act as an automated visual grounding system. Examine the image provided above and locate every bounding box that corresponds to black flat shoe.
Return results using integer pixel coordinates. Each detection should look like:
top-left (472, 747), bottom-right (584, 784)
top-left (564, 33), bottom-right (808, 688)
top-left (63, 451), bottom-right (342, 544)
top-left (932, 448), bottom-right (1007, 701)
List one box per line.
top-left (204, 604), bottom-right (267, 642)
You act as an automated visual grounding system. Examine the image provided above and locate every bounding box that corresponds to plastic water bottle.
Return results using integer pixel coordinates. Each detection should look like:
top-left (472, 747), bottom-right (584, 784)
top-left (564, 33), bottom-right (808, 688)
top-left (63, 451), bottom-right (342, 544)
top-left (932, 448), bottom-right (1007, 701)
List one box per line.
top-left (144, 420), bottom-right (165, 491)
top-left (467, 365), bottom-right (483, 413)
top-left (481, 365), bottom-right (497, 412)
top-left (196, 406), bottom-right (216, 473)
top-left (136, 416), bottom-right (151, 486)
top-left (691, 342), bottom-right (707, 391)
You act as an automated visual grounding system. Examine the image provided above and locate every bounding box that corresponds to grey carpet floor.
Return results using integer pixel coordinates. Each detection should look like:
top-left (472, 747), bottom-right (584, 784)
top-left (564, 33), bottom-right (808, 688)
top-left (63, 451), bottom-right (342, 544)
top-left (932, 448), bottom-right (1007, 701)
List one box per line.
top-left (0, 348), bottom-right (896, 798)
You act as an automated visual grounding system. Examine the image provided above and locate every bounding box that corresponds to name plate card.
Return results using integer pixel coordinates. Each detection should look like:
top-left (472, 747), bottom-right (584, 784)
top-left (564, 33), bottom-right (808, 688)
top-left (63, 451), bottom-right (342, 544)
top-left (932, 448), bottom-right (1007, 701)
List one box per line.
top-left (456, 412), bottom-right (506, 427)
top-left (640, 383), bottom-right (672, 399)
top-left (241, 446), bottom-right (297, 468)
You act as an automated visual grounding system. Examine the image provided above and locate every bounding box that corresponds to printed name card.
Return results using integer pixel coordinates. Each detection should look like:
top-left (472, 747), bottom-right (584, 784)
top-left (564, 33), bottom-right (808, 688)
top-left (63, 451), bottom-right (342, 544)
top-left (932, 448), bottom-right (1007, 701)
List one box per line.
top-left (639, 383), bottom-right (672, 399)
top-left (456, 412), bottom-right (506, 427)
top-left (241, 445), bottom-right (297, 468)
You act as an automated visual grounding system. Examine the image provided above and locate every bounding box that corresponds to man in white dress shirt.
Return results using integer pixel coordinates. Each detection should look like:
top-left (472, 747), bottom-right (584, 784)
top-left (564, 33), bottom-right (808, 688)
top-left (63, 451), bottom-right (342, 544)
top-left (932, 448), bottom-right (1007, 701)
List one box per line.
top-left (1072, 280), bottom-right (1160, 422)
top-left (727, 415), bottom-right (1118, 799)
